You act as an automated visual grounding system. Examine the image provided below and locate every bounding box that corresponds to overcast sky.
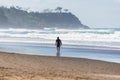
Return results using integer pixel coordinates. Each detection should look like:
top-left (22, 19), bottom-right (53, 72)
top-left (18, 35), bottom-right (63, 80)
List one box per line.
top-left (0, 0), bottom-right (120, 28)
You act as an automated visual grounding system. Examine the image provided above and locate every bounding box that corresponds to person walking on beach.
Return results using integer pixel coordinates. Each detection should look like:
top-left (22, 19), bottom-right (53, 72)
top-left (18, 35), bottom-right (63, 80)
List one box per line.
top-left (55, 37), bottom-right (62, 57)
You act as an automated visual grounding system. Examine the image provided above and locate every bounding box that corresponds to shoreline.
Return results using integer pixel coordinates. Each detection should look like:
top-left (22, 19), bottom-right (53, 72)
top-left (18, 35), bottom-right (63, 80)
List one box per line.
top-left (0, 52), bottom-right (120, 80)
top-left (1, 51), bottom-right (120, 64)
top-left (0, 42), bottom-right (120, 64)
top-left (1, 41), bottom-right (120, 54)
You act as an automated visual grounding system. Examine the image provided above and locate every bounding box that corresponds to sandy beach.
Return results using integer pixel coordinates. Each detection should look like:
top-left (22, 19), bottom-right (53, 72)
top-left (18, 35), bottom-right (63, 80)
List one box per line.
top-left (0, 52), bottom-right (120, 80)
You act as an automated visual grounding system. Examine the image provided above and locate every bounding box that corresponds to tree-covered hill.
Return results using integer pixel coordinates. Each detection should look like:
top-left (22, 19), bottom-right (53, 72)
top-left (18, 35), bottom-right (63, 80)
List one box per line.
top-left (0, 6), bottom-right (89, 29)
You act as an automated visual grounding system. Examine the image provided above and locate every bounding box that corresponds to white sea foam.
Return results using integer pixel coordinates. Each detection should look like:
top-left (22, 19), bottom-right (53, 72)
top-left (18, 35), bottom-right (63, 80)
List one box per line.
top-left (0, 28), bottom-right (120, 49)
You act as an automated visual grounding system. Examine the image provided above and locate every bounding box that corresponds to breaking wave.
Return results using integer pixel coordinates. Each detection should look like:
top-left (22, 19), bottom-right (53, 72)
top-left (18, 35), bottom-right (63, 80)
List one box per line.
top-left (0, 28), bottom-right (120, 49)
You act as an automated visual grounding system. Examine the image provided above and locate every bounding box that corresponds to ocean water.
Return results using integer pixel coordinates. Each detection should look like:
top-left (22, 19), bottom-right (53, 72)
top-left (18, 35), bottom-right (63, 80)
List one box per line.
top-left (0, 28), bottom-right (120, 63)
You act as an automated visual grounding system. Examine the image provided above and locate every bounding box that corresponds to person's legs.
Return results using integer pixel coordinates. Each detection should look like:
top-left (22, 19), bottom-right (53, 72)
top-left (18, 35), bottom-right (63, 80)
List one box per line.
top-left (57, 47), bottom-right (60, 57)
top-left (58, 47), bottom-right (60, 53)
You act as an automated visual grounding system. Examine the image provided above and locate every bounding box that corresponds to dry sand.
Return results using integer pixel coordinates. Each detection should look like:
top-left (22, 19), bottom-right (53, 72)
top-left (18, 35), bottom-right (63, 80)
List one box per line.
top-left (0, 52), bottom-right (120, 80)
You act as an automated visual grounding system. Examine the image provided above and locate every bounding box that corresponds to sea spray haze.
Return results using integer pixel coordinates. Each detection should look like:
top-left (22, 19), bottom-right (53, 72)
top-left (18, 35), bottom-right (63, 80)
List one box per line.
top-left (0, 6), bottom-right (89, 29)
top-left (0, 6), bottom-right (120, 50)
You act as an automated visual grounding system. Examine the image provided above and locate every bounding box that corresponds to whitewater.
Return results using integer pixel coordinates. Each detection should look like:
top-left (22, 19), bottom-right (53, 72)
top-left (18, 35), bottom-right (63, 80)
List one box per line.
top-left (0, 28), bottom-right (120, 49)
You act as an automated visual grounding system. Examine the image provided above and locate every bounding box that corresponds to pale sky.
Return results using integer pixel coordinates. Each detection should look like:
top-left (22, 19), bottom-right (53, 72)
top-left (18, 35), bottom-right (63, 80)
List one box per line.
top-left (0, 0), bottom-right (120, 28)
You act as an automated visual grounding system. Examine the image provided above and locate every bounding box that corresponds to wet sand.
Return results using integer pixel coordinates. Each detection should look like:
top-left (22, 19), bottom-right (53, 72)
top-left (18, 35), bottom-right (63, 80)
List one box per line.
top-left (0, 52), bottom-right (120, 80)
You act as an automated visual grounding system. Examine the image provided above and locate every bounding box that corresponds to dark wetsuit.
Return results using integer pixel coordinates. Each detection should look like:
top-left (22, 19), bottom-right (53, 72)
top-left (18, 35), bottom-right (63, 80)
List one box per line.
top-left (56, 39), bottom-right (62, 47)
top-left (55, 38), bottom-right (62, 57)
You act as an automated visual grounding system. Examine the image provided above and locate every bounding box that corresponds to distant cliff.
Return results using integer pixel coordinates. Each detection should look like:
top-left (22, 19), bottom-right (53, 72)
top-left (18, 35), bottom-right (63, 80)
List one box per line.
top-left (0, 6), bottom-right (89, 29)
